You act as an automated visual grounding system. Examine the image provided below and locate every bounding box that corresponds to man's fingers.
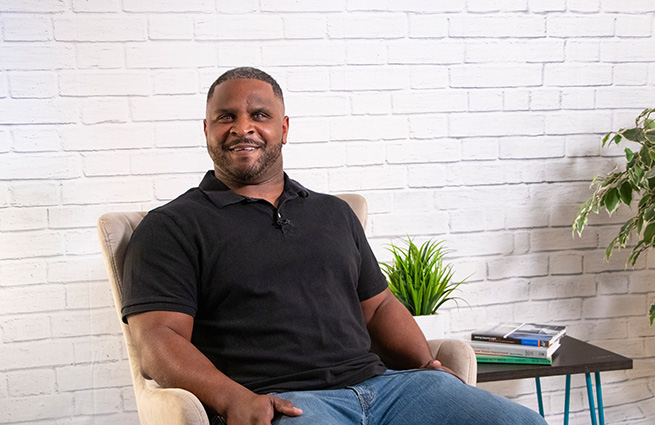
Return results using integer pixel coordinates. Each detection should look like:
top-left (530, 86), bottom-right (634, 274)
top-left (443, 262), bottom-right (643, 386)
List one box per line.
top-left (271, 396), bottom-right (303, 417)
top-left (423, 359), bottom-right (442, 369)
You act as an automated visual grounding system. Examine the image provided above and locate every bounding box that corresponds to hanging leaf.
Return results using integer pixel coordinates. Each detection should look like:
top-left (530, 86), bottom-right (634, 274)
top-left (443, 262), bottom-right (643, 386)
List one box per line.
top-left (643, 223), bottom-right (655, 245)
top-left (619, 181), bottom-right (633, 205)
top-left (625, 148), bottom-right (635, 162)
top-left (603, 187), bottom-right (620, 213)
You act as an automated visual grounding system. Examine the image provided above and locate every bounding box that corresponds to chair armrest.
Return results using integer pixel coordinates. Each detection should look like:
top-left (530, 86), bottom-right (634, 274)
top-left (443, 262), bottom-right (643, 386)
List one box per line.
top-left (135, 379), bottom-right (210, 425)
top-left (428, 339), bottom-right (477, 386)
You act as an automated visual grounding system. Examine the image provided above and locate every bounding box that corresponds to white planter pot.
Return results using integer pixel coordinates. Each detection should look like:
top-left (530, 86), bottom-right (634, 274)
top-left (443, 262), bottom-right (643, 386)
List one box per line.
top-left (414, 314), bottom-right (444, 341)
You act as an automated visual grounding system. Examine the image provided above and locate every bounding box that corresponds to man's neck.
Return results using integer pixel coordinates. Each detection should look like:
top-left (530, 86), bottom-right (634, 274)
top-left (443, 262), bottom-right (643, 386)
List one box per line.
top-left (216, 170), bottom-right (285, 207)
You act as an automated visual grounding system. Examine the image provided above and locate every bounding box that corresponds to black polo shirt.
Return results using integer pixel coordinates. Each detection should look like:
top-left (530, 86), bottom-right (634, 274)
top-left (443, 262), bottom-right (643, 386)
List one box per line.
top-left (121, 171), bottom-right (387, 393)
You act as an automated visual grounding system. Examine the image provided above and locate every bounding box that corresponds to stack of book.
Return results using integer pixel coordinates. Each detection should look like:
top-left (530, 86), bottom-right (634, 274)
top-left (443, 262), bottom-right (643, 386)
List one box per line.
top-left (470, 322), bottom-right (567, 365)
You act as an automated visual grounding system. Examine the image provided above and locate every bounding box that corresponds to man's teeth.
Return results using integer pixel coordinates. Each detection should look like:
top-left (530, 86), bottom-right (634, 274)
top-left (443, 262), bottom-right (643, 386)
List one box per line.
top-left (232, 147), bottom-right (256, 152)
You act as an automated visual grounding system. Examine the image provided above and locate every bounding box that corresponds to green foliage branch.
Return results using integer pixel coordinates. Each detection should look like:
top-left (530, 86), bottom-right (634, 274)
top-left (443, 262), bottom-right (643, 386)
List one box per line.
top-left (572, 108), bottom-right (655, 325)
top-left (379, 237), bottom-right (468, 316)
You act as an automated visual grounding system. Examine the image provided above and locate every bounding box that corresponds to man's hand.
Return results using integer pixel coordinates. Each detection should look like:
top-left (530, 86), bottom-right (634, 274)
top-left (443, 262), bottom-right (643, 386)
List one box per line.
top-left (421, 359), bottom-right (464, 383)
top-left (224, 393), bottom-right (302, 425)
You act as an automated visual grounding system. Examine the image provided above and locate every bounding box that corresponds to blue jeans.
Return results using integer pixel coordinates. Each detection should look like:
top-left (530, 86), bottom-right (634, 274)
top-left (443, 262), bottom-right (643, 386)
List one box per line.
top-left (213, 369), bottom-right (547, 424)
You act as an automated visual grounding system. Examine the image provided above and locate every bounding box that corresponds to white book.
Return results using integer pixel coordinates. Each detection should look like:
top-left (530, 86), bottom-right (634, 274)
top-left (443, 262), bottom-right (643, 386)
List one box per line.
top-left (469, 338), bottom-right (561, 359)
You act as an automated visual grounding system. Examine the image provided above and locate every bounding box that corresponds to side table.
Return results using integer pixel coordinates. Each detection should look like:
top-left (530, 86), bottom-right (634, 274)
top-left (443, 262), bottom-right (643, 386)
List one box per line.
top-left (476, 336), bottom-right (633, 425)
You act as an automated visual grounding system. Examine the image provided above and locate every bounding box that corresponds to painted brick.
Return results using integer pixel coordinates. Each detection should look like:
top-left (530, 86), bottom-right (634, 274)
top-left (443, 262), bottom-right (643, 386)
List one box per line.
top-left (550, 252), bottom-right (584, 275)
top-left (195, 15), bottom-right (284, 40)
top-left (467, 0), bottom-right (527, 12)
top-left (0, 259), bottom-right (47, 287)
top-left (602, 0), bottom-right (655, 13)
top-left (388, 0), bottom-right (465, 12)
top-left (130, 94), bottom-right (205, 121)
top-left (126, 42), bottom-right (216, 69)
top-left (546, 16), bottom-right (615, 37)
top-left (3, 71), bottom-right (39, 101)
top-left (465, 40), bottom-right (564, 63)
top-left (72, 0), bottom-right (120, 12)
top-left (461, 138), bottom-right (499, 160)
top-left (0, 283), bottom-right (66, 313)
top-left (565, 40), bottom-right (601, 62)
top-left (0, 153), bottom-right (81, 180)
top-left (449, 208), bottom-right (505, 233)
top-left (499, 136), bottom-right (565, 159)
top-left (530, 89), bottom-right (561, 110)
top-left (561, 88), bottom-right (596, 110)
top-left (80, 97), bottom-right (129, 125)
top-left (59, 71), bottom-right (151, 96)
top-left (74, 388), bottom-right (122, 415)
top-left (286, 93), bottom-right (350, 117)
top-left (387, 139), bottom-right (461, 164)
top-left (445, 161), bottom-right (523, 186)
top-left (64, 228), bottom-right (102, 255)
top-left (387, 40), bottom-right (465, 64)
top-left (47, 256), bottom-right (107, 284)
top-left (51, 310), bottom-right (116, 338)
top-left (328, 165), bottom-right (406, 191)
top-left (1, 315), bottom-right (51, 342)
top-left (597, 88), bottom-right (655, 109)
top-left (66, 282), bottom-right (115, 311)
top-left (407, 163), bottom-right (448, 188)
top-left (283, 14), bottom-right (327, 39)
top-left (544, 64), bottom-right (612, 87)
top-left (465, 278), bottom-right (530, 306)
top-left (60, 123), bottom-right (155, 151)
top-left (0, 98), bottom-right (78, 124)
top-left (613, 63), bottom-right (649, 86)
top-left (148, 15), bottom-right (194, 40)
top-left (450, 65), bottom-right (542, 88)
top-left (369, 210), bottom-right (449, 237)
top-left (450, 112), bottom-right (544, 137)
top-left (61, 178), bottom-right (152, 204)
top-left (261, 0), bottom-right (346, 12)
top-left (568, 0), bottom-right (600, 12)
top-left (214, 42), bottom-right (262, 67)
top-left (329, 116), bottom-right (408, 141)
top-left (0, 207), bottom-right (48, 231)
top-left (54, 15), bottom-right (147, 42)
top-left (408, 14), bottom-right (448, 38)
top-left (0, 0), bottom-right (65, 12)
top-left (7, 369), bottom-right (56, 396)
top-left (346, 41), bottom-right (387, 65)
top-left (331, 66), bottom-right (407, 91)
top-left (0, 394), bottom-right (74, 423)
top-left (450, 15), bottom-right (545, 37)
top-left (468, 89), bottom-right (502, 112)
top-left (262, 42), bottom-right (346, 66)
top-left (11, 126), bottom-right (62, 152)
top-left (392, 90), bottom-right (467, 113)
top-left (9, 181), bottom-right (60, 206)
top-left (153, 174), bottom-right (206, 201)
top-left (583, 295), bottom-right (647, 319)
top-left (530, 227), bottom-right (598, 252)
top-left (615, 15), bottom-right (654, 37)
top-left (123, 0), bottom-right (214, 12)
top-left (503, 89), bottom-right (530, 111)
top-left (152, 69), bottom-right (199, 95)
top-left (601, 39), bottom-right (655, 62)
top-left (328, 12), bottom-right (407, 39)
top-left (2, 14), bottom-right (53, 41)
top-left (287, 118), bottom-right (330, 143)
top-left (529, 0), bottom-right (566, 12)
top-left (530, 275), bottom-right (596, 300)
top-left (285, 143), bottom-right (346, 169)
top-left (75, 43), bottom-right (124, 69)
top-left (408, 115), bottom-right (448, 139)
top-left (409, 66), bottom-right (448, 89)
top-left (545, 111), bottom-right (613, 135)
top-left (351, 92), bottom-right (392, 115)
top-left (597, 273), bottom-right (629, 295)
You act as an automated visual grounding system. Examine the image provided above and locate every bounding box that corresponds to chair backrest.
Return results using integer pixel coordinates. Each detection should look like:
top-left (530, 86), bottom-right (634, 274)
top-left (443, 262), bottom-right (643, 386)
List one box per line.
top-left (97, 194), bottom-right (368, 423)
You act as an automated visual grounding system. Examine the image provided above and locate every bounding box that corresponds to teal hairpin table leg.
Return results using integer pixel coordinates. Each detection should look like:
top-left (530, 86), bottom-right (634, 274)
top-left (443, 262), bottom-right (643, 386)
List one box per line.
top-left (595, 372), bottom-right (605, 425)
top-left (585, 373), bottom-right (598, 425)
top-left (563, 374), bottom-right (571, 425)
top-left (535, 377), bottom-right (544, 417)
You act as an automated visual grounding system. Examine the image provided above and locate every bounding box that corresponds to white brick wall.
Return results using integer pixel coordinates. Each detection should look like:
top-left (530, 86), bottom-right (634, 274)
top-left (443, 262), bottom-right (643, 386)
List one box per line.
top-left (1, 2), bottom-right (654, 424)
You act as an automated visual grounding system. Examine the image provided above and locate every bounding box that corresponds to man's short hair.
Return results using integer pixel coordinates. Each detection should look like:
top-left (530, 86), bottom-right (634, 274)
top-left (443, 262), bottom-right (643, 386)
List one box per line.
top-left (206, 67), bottom-right (284, 104)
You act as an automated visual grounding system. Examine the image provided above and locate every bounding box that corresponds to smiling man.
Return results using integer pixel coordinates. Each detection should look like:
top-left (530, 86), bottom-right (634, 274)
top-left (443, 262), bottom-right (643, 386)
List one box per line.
top-left (121, 67), bottom-right (547, 425)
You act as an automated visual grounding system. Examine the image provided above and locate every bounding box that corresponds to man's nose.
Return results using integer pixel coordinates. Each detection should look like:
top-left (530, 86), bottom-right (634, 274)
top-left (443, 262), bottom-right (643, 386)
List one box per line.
top-left (230, 116), bottom-right (254, 136)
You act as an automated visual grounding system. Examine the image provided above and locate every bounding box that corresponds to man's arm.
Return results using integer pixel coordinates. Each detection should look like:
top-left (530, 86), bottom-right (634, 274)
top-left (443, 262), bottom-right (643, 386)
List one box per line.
top-left (127, 311), bottom-right (302, 425)
top-left (361, 289), bottom-right (442, 370)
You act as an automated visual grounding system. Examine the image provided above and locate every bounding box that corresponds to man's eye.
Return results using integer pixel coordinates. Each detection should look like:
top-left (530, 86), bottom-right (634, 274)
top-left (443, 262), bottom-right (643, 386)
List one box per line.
top-left (253, 112), bottom-right (267, 119)
top-left (217, 115), bottom-right (233, 122)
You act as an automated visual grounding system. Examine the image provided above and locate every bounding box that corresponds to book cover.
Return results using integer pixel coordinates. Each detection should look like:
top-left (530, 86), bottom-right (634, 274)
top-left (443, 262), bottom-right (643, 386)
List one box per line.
top-left (471, 322), bottom-right (566, 347)
top-left (476, 354), bottom-right (553, 365)
top-left (469, 339), bottom-right (561, 359)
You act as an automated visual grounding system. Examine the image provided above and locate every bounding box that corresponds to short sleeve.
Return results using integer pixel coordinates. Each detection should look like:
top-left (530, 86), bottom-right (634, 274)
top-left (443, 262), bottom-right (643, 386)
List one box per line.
top-left (348, 207), bottom-right (388, 302)
top-left (121, 211), bottom-right (200, 323)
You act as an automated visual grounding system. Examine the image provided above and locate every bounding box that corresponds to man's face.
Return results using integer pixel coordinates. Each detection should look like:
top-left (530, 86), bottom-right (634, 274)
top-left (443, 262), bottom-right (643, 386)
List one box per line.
top-left (204, 78), bottom-right (289, 184)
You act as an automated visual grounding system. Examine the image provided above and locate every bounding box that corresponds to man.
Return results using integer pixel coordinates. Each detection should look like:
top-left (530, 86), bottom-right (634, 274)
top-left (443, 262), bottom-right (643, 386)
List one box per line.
top-left (122, 67), bottom-right (546, 425)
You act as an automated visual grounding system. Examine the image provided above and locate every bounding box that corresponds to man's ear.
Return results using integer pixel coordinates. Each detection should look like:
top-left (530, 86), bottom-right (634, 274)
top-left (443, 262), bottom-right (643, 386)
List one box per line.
top-left (282, 115), bottom-right (289, 145)
top-left (203, 119), bottom-right (207, 138)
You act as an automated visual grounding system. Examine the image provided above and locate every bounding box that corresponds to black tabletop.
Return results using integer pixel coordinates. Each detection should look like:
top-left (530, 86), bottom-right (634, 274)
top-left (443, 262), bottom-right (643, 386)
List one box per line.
top-left (476, 336), bottom-right (633, 383)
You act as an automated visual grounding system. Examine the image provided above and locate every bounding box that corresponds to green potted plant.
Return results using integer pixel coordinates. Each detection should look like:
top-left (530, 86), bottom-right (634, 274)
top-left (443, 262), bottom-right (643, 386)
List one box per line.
top-left (379, 237), bottom-right (468, 339)
top-left (573, 107), bottom-right (655, 325)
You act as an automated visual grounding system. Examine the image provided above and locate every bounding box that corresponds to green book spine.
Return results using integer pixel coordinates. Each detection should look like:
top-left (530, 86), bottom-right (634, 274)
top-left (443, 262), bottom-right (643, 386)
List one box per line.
top-left (476, 355), bottom-right (552, 365)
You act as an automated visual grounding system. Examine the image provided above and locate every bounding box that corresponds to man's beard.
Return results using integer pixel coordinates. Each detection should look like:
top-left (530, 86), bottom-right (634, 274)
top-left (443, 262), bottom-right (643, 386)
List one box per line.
top-left (208, 137), bottom-right (283, 183)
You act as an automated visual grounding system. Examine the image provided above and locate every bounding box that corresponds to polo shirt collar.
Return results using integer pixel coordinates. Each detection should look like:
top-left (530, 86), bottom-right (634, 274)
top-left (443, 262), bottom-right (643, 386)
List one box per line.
top-left (198, 170), bottom-right (309, 208)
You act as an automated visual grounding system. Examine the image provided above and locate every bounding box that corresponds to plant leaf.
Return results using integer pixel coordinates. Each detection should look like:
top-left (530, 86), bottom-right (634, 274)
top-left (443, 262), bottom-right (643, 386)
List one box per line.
top-left (625, 148), bottom-right (635, 162)
top-left (619, 181), bottom-right (633, 205)
top-left (603, 187), bottom-right (620, 213)
top-left (644, 223), bottom-right (655, 245)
